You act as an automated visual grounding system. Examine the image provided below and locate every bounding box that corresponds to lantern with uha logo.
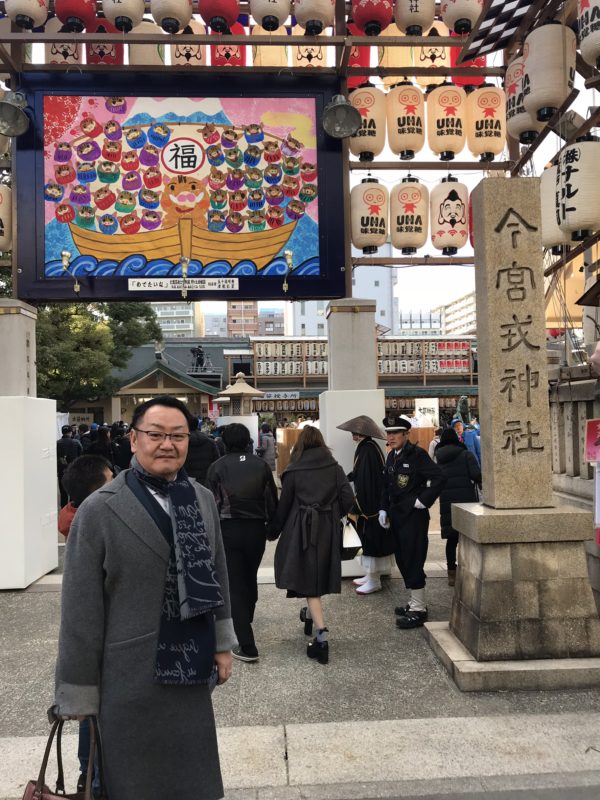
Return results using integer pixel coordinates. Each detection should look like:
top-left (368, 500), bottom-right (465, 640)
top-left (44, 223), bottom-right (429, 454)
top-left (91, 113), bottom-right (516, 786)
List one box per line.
top-left (427, 82), bottom-right (467, 161)
top-left (54, 0), bottom-right (96, 32)
top-left (86, 17), bottom-right (125, 64)
top-left (351, 178), bottom-right (388, 254)
top-left (151, 0), bottom-right (193, 33)
top-left (441, 0), bottom-right (484, 35)
top-left (523, 21), bottom-right (576, 122)
top-left (540, 165), bottom-right (571, 255)
top-left (394, 0), bottom-right (434, 34)
top-left (250, 0), bottom-right (290, 30)
top-left (466, 84), bottom-right (506, 162)
top-left (579, 0), bottom-right (600, 69)
top-left (294, 0), bottom-right (335, 35)
top-left (386, 82), bottom-right (425, 160)
top-left (129, 19), bottom-right (166, 64)
top-left (505, 56), bottom-right (543, 144)
top-left (390, 177), bottom-right (429, 254)
top-left (431, 176), bottom-right (468, 255)
top-left (0, 183), bottom-right (12, 251)
top-left (415, 23), bottom-right (451, 90)
top-left (211, 21), bottom-right (247, 66)
top-left (352, 0), bottom-right (393, 36)
top-left (199, 0), bottom-right (240, 32)
top-left (171, 19), bottom-right (207, 66)
top-left (44, 16), bottom-right (82, 65)
top-left (556, 136), bottom-right (600, 241)
top-left (5, 0), bottom-right (48, 29)
top-left (347, 21), bottom-right (372, 90)
top-left (349, 85), bottom-right (386, 161)
top-left (103, 0), bottom-right (145, 32)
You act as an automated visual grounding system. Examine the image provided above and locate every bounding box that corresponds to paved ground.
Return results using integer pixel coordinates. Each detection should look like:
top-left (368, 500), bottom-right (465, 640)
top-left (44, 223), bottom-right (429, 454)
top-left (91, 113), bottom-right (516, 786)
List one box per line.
top-left (2, 510), bottom-right (600, 799)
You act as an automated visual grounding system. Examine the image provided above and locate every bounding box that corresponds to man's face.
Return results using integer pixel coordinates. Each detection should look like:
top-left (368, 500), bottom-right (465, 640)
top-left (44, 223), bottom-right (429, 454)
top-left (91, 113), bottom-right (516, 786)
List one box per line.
top-left (352, 433), bottom-right (364, 442)
top-left (387, 430), bottom-right (409, 451)
top-left (453, 422), bottom-right (464, 436)
top-left (131, 405), bottom-right (190, 480)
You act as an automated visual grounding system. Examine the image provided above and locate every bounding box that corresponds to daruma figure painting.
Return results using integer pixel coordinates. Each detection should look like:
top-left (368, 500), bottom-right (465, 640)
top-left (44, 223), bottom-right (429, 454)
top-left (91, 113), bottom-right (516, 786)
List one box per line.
top-left (43, 95), bottom-right (321, 278)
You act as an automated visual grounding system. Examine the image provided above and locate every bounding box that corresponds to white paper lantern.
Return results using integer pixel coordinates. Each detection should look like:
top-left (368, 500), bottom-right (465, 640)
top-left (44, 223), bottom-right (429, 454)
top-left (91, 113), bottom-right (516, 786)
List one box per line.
top-left (540, 165), bottom-right (571, 254)
top-left (427, 83), bottom-right (467, 161)
top-left (171, 18), bottom-right (207, 66)
top-left (579, 1), bottom-right (600, 69)
top-left (394, 0), bottom-right (434, 35)
top-left (415, 23), bottom-right (451, 89)
top-left (294, 0), bottom-right (335, 35)
top-left (291, 24), bottom-right (329, 66)
top-left (103, 0), bottom-right (146, 32)
top-left (466, 84), bottom-right (506, 162)
top-left (349, 85), bottom-right (386, 161)
top-left (390, 178), bottom-right (429, 253)
top-left (523, 22), bottom-right (576, 122)
top-left (556, 138), bottom-right (600, 241)
top-left (5, 0), bottom-right (49, 29)
top-left (252, 24), bottom-right (289, 67)
top-left (0, 184), bottom-right (12, 252)
top-left (151, 0), bottom-right (193, 33)
top-left (386, 82), bottom-right (425, 160)
top-left (377, 24), bottom-right (413, 90)
top-left (250, 0), bottom-right (291, 30)
top-left (440, 0), bottom-right (484, 35)
top-left (430, 177), bottom-right (468, 255)
top-left (505, 56), bottom-right (544, 145)
top-left (129, 20), bottom-right (166, 65)
top-left (351, 178), bottom-right (389, 254)
top-left (44, 16), bottom-right (82, 65)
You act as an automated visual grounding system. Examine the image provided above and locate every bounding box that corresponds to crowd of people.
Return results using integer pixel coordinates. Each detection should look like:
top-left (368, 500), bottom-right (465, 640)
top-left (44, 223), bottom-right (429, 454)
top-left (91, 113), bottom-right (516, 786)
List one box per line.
top-left (53, 398), bottom-right (482, 799)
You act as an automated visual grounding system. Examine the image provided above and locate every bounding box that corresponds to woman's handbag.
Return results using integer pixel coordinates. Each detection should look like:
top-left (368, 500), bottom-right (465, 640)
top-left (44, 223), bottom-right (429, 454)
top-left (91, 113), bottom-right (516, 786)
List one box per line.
top-left (341, 517), bottom-right (362, 561)
top-left (22, 717), bottom-right (106, 800)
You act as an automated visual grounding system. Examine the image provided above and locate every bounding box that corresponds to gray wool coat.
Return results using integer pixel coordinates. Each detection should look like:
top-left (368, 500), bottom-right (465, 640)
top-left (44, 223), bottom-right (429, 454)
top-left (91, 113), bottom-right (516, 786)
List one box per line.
top-left (54, 470), bottom-right (237, 800)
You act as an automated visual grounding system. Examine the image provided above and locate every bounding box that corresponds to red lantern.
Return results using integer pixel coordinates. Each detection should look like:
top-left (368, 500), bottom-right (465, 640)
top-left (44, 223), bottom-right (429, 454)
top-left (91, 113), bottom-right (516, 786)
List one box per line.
top-left (55, 0), bottom-right (97, 33)
top-left (200, 0), bottom-right (240, 33)
top-left (450, 31), bottom-right (485, 88)
top-left (351, 0), bottom-right (393, 37)
top-left (347, 22), bottom-right (371, 90)
top-left (211, 21), bottom-right (247, 67)
top-left (86, 18), bottom-right (125, 65)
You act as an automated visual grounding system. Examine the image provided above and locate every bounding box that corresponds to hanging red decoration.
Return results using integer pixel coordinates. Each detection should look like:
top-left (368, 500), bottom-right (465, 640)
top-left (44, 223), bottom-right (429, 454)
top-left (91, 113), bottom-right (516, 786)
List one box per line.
top-left (351, 0), bottom-right (393, 37)
top-left (211, 22), bottom-right (247, 67)
top-left (86, 18), bottom-right (125, 65)
top-left (55, 0), bottom-right (97, 33)
top-left (346, 22), bottom-right (371, 90)
top-left (200, 0), bottom-right (241, 33)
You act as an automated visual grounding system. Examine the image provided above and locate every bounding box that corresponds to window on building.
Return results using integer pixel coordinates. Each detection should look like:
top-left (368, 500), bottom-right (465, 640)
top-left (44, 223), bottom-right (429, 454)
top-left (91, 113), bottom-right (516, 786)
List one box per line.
top-left (380, 310), bottom-right (386, 317)
top-left (301, 323), bottom-right (306, 334)
top-left (317, 323), bottom-right (324, 333)
top-left (374, 280), bottom-right (380, 287)
top-left (300, 301), bottom-right (306, 315)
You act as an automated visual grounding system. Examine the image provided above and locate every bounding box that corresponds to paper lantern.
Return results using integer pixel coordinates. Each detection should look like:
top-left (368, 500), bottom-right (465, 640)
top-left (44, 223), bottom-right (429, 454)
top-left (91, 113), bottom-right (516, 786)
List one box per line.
top-left (466, 84), bottom-right (506, 162)
top-left (171, 19), bottom-right (207, 66)
top-left (440, 0), bottom-right (483, 35)
top-left (377, 24), bottom-right (413, 90)
top-left (450, 31), bottom-right (485, 87)
top-left (386, 82), bottom-right (425, 159)
top-left (430, 177), bottom-right (468, 255)
top-left (427, 82), bottom-right (467, 161)
top-left (347, 22), bottom-right (371, 90)
top-left (211, 21), bottom-right (247, 66)
top-left (349, 85), bottom-right (386, 161)
top-left (128, 20), bottom-right (166, 65)
top-left (540, 165), bottom-right (571, 254)
top-left (523, 22), bottom-right (576, 122)
top-left (390, 177), bottom-right (428, 253)
top-left (293, 0), bottom-right (335, 36)
top-left (5, 0), bottom-right (48, 29)
top-left (351, 178), bottom-right (388, 254)
top-left (579, 1), bottom-right (600, 69)
top-left (103, 0), bottom-right (145, 32)
top-left (556, 137), bottom-right (600, 241)
top-left (351, 0), bottom-right (393, 36)
top-left (199, 0), bottom-right (240, 33)
top-left (252, 24), bottom-right (288, 67)
top-left (394, 0), bottom-right (434, 35)
top-left (0, 184), bottom-right (12, 251)
top-left (505, 56), bottom-right (543, 145)
top-left (151, 0), bottom-right (193, 33)
top-left (44, 16), bottom-right (82, 65)
top-left (55, 0), bottom-right (97, 32)
top-left (291, 23), bottom-right (327, 67)
top-left (86, 18), bottom-right (125, 65)
top-left (415, 23), bottom-right (451, 89)
top-left (250, 0), bottom-right (290, 30)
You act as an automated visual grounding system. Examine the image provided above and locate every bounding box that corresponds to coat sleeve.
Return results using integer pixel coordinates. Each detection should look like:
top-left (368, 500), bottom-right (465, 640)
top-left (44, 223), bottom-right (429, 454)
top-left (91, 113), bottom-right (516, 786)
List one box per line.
top-left (336, 465), bottom-right (356, 517)
top-left (54, 505), bottom-right (106, 716)
top-left (465, 450), bottom-right (482, 487)
top-left (268, 470), bottom-right (295, 535)
top-left (416, 448), bottom-right (447, 508)
top-left (263, 463), bottom-right (279, 524)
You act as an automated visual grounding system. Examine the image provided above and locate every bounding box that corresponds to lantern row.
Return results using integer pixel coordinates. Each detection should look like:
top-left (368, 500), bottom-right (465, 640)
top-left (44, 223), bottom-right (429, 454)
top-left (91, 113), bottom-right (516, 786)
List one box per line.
top-left (351, 176), bottom-right (470, 257)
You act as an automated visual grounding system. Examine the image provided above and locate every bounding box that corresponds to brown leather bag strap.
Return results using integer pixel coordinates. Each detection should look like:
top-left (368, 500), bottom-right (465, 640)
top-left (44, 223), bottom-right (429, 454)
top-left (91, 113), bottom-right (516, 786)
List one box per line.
top-left (33, 719), bottom-right (62, 796)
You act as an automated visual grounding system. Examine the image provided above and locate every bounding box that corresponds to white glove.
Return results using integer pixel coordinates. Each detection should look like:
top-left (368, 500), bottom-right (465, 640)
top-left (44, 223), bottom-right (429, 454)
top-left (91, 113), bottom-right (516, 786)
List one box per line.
top-left (378, 510), bottom-right (390, 529)
top-left (414, 499), bottom-right (426, 510)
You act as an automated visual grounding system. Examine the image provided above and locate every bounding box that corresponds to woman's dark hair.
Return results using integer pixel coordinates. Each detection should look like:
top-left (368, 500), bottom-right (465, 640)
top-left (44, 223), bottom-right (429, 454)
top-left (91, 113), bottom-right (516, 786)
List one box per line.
top-left (290, 425), bottom-right (327, 462)
top-left (261, 423), bottom-right (271, 434)
top-left (61, 455), bottom-right (112, 507)
top-left (222, 423), bottom-right (251, 452)
top-left (437, 428), bottom-right (464, 450)
top-left (96, 428), bottom-right (111, 448)
top-left (131, 395), bottom-right (195, 431)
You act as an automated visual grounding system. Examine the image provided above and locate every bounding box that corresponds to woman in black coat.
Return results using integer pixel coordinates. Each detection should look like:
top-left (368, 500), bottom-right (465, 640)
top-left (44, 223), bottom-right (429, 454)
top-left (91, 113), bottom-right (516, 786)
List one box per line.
top-left (435, 428), bottom-right (482, 586)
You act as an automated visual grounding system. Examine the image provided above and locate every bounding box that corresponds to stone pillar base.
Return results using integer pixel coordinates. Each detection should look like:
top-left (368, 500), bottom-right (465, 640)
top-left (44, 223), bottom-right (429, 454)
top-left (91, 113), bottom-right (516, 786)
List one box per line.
top-left (448, 500), bottom-right (600, 661)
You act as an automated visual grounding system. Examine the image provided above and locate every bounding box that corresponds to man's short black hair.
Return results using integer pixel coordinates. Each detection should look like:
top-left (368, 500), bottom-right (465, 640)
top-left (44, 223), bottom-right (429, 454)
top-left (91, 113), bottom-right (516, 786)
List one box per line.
top-left (61, 424), bottom-right (72, 435)
top-left (261, 423), bottom-right (271, 434)
top-left (78, 423), bottom-right (89, 434)
top-left (61, 455), bottom-right (112, 507)
top-left (131, 395), bottom-right (195, 431)
top-left (222, 423), bottom-right (251, 452)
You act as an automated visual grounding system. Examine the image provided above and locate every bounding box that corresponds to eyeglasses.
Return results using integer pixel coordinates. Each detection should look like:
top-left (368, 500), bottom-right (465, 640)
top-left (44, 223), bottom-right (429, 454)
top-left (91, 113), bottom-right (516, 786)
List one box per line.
top-left (134, 428), bottom-right (190, 443)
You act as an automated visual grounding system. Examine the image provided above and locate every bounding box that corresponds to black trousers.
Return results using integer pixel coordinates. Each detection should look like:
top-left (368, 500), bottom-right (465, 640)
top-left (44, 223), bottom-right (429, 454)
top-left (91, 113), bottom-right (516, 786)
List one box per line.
top-left (445, 533), bottom-right (459, 571)
top-left (389, 507), bottom-right (429, 590)
top-left (220, 519), bottom-right (267, 650)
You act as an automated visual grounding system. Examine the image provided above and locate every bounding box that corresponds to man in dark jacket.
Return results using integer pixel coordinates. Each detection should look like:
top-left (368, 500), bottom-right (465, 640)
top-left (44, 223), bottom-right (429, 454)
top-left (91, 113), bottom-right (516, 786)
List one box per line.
top-left (184, 418), bottom-right (220, 487)
top-left (379, 414), bottom-right (446, 629)
top-left (57, 425), bottom-right (83, 506)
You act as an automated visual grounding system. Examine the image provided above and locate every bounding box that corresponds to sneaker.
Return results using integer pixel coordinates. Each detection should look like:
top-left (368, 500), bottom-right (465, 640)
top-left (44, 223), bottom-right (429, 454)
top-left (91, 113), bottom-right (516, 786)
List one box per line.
top-left (232, 645), bottom-right (259, 663)
top-left (396, 609), bottom-right (428, 629)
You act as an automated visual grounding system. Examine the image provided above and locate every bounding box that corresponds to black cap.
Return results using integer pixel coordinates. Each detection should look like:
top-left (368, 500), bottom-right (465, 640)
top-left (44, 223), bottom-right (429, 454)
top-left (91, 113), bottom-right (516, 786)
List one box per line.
top-left (382, 415), bottom-right (412, 432)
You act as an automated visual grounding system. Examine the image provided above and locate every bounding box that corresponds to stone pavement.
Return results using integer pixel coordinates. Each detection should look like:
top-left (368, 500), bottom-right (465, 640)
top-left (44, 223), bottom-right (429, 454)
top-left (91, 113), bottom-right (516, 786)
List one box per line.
top-left (2, 518), bottom-right (600, 799)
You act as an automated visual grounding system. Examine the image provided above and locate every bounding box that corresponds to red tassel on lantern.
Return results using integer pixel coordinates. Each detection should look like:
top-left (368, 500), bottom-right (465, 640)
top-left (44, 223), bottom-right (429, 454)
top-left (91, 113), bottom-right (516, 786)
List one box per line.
top-left (55, 0), bottom-right (97, 33)
top-left (211, 21), bottom-right (247, 67)
top-left (351, 0), bottom-right (393, 37)
top-left (86, 18), bottom-right (125, 65)
top-left (200, 0), bottom-right (240, 33)
top-left (347, 22), bottom-right (371, 90)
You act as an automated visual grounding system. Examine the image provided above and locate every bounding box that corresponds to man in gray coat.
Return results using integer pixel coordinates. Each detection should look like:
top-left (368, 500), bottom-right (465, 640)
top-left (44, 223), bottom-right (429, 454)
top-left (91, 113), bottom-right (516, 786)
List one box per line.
top-left (53, 396), bottom-right (237, 800)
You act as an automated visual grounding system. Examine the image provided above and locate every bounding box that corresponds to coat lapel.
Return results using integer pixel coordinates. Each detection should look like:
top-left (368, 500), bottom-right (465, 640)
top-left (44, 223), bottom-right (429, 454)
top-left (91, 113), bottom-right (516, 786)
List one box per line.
top-left (104, 474), bottom-right (170, 563)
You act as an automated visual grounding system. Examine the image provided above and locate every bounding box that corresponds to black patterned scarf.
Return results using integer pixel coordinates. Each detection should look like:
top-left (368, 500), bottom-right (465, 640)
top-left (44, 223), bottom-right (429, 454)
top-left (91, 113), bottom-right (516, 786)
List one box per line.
top-left (130, 456), bottom-right (223, 685)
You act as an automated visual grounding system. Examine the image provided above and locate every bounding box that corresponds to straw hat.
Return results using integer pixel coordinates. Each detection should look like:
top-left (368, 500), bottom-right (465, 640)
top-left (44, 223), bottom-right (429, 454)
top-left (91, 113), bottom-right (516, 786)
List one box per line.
top-left (337, 415), bottom-right (386, 440)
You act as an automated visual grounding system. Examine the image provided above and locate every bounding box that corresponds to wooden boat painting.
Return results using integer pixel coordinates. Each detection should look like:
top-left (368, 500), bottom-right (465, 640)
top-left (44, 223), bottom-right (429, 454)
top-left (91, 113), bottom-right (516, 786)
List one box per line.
top-left (43, 101), bottom-right (319, 277)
